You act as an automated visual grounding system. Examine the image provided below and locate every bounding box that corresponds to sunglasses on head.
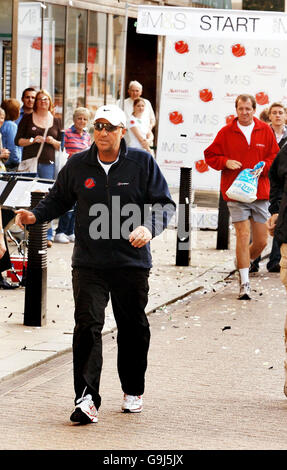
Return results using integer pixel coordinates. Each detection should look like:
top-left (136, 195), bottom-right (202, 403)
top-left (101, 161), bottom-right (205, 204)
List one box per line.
top-left (94, 122), bottom-right (123, 132)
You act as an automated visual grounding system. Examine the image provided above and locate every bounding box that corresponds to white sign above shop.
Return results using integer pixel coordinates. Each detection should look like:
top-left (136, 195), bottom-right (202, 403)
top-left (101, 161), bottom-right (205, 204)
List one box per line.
top-left (136, 6), bottom-right (287, 189)
top-left (137, 6), bottom-right (287, 41)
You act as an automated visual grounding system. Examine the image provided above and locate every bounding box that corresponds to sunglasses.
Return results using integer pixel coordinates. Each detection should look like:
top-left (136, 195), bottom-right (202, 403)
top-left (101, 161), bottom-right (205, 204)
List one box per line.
top-left (94, 122), bottom-right (123, 132)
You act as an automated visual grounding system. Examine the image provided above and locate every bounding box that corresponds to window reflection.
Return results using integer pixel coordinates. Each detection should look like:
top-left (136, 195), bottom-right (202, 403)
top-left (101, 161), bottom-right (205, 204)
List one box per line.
top-left (42, 4), bottom-right (66, 121)
top-left (86, 11), bottom-right (107, 116)
top-left (106, 15), bottom-right (125, 104)
top-left (17, 1), bottom-right (42, 100)
top-left (0, 0), bottom-right (12, 101)
top-left (65, 8), bottom-right (87, 127)
top-left (242, 0), bottom-right (284, 10)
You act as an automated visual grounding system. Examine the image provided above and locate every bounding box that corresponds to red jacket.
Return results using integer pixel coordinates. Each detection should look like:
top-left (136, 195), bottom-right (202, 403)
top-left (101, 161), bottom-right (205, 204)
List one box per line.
top-left (204, 117), bottom-right (279, 201)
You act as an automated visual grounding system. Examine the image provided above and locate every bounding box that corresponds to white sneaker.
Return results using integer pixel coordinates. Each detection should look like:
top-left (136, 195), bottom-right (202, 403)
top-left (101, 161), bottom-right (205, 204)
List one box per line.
top-left (70, 394), bottom-right (98, 424)
top-left (54, 233), bottom-right (70, 244)
top-left (121, 394), bottom-right (143, 413)
top-left (67, 234), bottom-right (75, 243)
top-left (238, 282), bottom-right (251, 300)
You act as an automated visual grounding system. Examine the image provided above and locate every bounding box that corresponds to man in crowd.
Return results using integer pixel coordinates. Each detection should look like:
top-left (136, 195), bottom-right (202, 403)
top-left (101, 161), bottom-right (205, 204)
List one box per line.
top-left (15, 87), bottom-right (37, 125)
top-left (252, 102), bottom-right (287, 273)
top-left (267, 132), bottom-right (287, 397)
top-left (119, 80), bottom-right (156, 146)
top-left (204, 94), bottom-right (279, 300)
top-left (15, 104), bottom-right (176, 424)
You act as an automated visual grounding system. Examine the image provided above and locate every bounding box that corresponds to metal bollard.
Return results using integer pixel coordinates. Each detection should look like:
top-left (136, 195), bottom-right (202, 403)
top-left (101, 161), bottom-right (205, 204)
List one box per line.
top-left (216, 192), bottom-right (230, 250)
top-left (176, 167), bottom-right (192, 266)
top-left (23, 191), bottom-right (48, 326)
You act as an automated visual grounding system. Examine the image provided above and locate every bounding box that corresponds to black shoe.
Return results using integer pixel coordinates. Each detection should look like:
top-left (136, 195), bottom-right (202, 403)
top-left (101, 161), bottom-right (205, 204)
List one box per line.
top-left (0, 278), bottom-right (19, 289)
top-left (268, 264), bottom-right (280, 273)
top-left (249, 261), bottom-right (259, 273)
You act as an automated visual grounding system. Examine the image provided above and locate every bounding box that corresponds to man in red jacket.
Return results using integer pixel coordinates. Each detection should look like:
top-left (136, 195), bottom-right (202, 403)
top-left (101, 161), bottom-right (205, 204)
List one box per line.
top-left (204, 94), bottom-right (279, 300)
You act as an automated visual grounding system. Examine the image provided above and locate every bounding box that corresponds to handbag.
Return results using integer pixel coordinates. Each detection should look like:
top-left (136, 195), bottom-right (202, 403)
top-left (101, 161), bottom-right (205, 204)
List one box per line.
top-left (17, 126), bottom-right (49, 173)
top-left (226, 161), bottom-right (265, 203)
top-left (54, 147), bottom-right (69, 177)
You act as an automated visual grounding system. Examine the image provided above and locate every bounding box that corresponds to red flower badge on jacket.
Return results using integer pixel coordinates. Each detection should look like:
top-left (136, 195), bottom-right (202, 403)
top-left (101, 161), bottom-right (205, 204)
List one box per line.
top-left (85, 178), bottom-right (96, 189)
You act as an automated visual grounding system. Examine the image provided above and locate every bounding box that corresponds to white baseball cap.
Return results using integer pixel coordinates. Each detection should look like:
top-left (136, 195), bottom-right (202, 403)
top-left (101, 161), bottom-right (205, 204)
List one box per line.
top-left (94, 104), bottom-right (127, 127)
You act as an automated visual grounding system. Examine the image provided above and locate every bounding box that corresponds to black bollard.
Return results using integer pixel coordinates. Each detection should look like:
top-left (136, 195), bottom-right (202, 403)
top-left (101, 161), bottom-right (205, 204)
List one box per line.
top-left (23, 191), bottom-right (48, 326)
top-left (216, 192), bottom-right (230, 250)
top-left (176, 167), bottom-right (192, 266)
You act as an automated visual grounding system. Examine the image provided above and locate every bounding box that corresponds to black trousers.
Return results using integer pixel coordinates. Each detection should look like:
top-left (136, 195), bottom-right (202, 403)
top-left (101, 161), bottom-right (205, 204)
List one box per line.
top-left (72, 266), bottom-right (151, 410)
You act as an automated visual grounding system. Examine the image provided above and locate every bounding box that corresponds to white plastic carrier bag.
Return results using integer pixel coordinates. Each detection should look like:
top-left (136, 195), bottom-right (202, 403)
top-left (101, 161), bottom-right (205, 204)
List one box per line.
top-left (225, 161), bottom-right (265, 203)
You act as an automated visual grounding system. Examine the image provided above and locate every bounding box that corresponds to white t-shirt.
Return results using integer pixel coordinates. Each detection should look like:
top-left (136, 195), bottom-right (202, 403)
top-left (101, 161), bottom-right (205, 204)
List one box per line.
top-left (128, 115), bottom-right (150, 149)
top-left (97, 154), bottom-right (119, 174)
top-left (118, 97), bottom-right (156, 125)
top-left (237, 121), bottom-right (255, 145)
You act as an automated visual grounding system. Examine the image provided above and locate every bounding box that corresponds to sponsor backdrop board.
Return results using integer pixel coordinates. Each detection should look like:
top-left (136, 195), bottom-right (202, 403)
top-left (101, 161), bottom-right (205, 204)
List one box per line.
top-left (137, 7), bottom-right (287, 189)
top-left (156, 36), bottom-right (287, 189)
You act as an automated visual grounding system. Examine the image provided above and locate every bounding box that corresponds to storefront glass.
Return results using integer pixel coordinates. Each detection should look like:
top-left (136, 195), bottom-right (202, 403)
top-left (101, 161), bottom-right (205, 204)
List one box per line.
top-left (0, 0), bottom-right (12, 102)
top-left (106, 15), bottom-right (125, 104)
top-left (42, 4), bottom-right (66, 121)
top-left (17, 1), bottom-right (42, 101)
top-left (86, 11), bottom-right (107, 116)
top-left (242, 0), bottom-right (284, 10)
top-left (65, 7), bottom-right (87, 127)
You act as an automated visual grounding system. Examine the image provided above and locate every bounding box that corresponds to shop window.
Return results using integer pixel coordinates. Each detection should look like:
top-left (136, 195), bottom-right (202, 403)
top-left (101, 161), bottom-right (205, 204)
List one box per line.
top-left (0, 0), bottom-right (12, 102)
top-left (242, 0), bottom-right (284, 10)
top-left (42, 4), bottom-right (66, 122)
top-left (106, 15), bottom-right (125, 104)
top-left (65, 7), bottom-right (87, 128)
top-left (86, 11), bottom-right (107, 117)
top-left (17, 1), bottom-right (42, 101)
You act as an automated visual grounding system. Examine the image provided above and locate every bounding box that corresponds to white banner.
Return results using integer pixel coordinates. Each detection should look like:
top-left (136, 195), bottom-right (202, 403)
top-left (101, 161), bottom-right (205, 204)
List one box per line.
top-left (137, 6), bottom-right (287, 40)
top-left (156, 35), bottom-right (287, 189)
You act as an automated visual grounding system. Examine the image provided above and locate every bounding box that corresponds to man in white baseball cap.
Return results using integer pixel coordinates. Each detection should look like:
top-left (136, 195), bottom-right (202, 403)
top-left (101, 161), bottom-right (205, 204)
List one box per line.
top-left (94, 104), bottom-right (127, 128)
top-left (15, 103), bottom-right (176, 424)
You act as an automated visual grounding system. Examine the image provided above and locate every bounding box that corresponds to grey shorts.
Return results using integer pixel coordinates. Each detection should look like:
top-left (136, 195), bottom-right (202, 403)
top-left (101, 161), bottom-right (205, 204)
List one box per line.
top-left (227, 200), bottom-right (269, 224)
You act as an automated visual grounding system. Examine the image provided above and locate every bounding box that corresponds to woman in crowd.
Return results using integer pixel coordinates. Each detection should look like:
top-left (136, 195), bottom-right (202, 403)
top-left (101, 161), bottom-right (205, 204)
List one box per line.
top-left (0, 108), bottom-right (10, 171)
top-left (15, 89), bottom-right (62, 246)
top-left (127, 98), bottom-right (153, 154)
top-left (54, 107), bottom-right (91, 244)
top-left (0, 100), bottom-right (21, 170)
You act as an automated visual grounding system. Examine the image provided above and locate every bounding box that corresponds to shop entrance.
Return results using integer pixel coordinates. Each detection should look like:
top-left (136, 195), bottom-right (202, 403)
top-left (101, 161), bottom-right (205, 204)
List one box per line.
top-left (125, 17), bottom-right (157, 114)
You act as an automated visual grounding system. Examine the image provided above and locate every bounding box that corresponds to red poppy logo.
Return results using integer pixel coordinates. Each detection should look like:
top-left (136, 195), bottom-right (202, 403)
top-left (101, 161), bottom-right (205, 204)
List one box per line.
top-left (130, 120), bottom-right (135, 125)
top-left (199, 89), bottom-right (213, 102)
top-left (169, 111), bottom-right (184, 125)
top-left (231, 44), bottom-right (246, 57)
top-left (255, 92), bottom-right (269, 106)
top-left (195, 160), bottom-right (209, 173)
top-left (174, 41), bottom-right (189, 54)
top-left (85, 178), bottom-right (96, 189)
top-left (225, 115), bottom-right (235, 125)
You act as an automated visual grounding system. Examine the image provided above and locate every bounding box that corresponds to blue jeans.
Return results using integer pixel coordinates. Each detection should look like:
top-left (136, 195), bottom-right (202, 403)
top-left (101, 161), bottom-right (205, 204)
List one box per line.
top-left (37, 163), bottom-right (55, 240)
top-left (56, 209), bottom-right (75, 236)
